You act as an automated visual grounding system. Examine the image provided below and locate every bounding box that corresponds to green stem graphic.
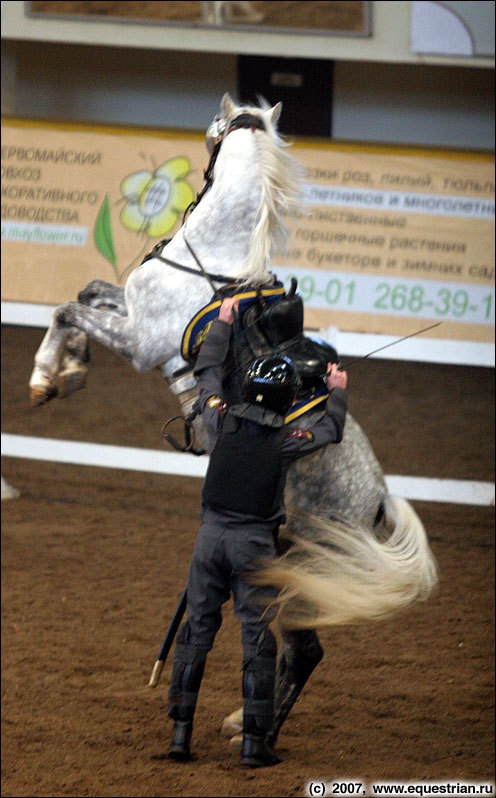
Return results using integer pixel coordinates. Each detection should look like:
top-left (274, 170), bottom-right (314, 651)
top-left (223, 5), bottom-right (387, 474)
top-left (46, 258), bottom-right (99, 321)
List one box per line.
top-left (94, 195), bottom-right (117, 278)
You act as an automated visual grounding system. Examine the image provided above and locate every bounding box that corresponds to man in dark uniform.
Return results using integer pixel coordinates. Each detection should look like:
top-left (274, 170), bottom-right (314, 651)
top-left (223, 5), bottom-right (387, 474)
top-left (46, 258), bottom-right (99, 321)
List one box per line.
top-left (167, 297), bottom-right (348, 767)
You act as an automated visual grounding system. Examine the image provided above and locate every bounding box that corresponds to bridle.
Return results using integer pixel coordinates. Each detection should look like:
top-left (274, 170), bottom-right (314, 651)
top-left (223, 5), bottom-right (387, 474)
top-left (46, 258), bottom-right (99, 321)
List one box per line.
top-left (141, 111), bottom-right (269, 299)
top-left (182, 111), bottom-right (267, 223)
top-left (225, 112), bottom-right (267, 135)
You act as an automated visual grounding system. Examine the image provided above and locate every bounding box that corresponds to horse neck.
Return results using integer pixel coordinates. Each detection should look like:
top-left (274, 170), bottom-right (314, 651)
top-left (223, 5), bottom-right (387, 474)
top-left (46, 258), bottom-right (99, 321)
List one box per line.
top-left (156, 130), bottom-right (283, 378)
top-left (182, 129), bottom-right (274, 284)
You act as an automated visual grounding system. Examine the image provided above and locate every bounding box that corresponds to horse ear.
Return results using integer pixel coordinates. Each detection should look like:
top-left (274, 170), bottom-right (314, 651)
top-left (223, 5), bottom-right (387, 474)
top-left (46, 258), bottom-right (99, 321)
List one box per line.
top-left (221, 93), bottom-right (236, 118)
top-left (268, 102), bottom-right (282, 125)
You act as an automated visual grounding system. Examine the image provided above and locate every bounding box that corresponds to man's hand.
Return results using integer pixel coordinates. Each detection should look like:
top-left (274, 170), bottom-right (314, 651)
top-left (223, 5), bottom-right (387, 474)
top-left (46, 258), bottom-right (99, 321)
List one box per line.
top-left (218, 297), bottom-right (240, 325)
top-left (325, 362), bottom-right (347, 391)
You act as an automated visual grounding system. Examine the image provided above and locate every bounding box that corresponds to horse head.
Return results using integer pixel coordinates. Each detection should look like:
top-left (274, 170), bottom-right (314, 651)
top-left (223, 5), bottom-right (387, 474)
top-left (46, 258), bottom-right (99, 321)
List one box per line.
top-left (202, 93), bottom-right (304, 285)
top-left (206, 93), bottom-right (283, 153)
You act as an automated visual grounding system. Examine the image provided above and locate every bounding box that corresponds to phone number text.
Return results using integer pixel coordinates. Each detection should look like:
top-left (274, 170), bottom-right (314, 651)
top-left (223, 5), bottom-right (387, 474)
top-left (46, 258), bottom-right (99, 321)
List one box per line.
top-left (277, 267), bottom-right (494, 325)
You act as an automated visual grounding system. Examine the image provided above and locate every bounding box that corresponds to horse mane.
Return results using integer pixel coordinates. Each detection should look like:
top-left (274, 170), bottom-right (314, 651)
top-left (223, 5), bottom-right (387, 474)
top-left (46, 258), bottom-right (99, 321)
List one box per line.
top-left (225, 100), bottom-right (305, 285)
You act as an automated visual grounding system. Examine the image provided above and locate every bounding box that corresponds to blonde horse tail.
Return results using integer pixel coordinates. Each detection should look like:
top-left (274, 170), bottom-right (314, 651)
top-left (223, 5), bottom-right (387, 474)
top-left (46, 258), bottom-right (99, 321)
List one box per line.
top-left (254, 496), bottom-right (438, 630)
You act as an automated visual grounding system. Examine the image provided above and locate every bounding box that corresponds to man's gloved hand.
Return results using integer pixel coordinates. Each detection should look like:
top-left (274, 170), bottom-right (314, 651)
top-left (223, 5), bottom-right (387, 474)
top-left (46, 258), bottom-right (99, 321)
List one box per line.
top-left (218, 297), bottom-right (240, 325)
top-left (325, 362), bottom-right (347, 391)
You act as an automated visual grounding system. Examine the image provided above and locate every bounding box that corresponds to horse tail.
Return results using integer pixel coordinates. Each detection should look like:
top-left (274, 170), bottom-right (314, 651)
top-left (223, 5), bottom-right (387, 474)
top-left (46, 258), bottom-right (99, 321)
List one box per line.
top-left (254, 496), bottom-right (438, 629)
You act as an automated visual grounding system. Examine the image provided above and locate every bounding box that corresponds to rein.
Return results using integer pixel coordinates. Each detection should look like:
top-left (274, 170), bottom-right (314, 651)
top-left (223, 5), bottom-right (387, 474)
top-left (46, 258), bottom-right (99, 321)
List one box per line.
top-left (152, 108), bottom-right (278, 452)
top-left (183, 232), bottom-right (225, 303)
top-left (141, 241), bottom-right (240, 290)
top-left (181, 139), bottom-right (222, 224)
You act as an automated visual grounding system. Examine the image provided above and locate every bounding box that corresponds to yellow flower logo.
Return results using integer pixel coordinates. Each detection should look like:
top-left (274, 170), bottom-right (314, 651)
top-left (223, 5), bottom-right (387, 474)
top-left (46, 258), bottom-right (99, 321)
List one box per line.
top-left (120, 157), bottom-right (195, 237)
top-left (93, 156), bottom-right (196, 283)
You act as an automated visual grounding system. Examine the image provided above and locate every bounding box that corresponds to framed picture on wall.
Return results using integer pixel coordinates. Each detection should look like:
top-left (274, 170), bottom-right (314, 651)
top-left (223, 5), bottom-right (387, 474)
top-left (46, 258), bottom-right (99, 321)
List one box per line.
top-left (25, 2), bottom-right (372, 37)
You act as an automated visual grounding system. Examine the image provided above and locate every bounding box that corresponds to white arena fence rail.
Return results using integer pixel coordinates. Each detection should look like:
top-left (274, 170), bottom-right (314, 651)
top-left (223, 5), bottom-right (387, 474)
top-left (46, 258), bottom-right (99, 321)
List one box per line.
top-left (2, 301), bottom-right (495, 367)
top-left (2, 434), bottom-right (494, 507)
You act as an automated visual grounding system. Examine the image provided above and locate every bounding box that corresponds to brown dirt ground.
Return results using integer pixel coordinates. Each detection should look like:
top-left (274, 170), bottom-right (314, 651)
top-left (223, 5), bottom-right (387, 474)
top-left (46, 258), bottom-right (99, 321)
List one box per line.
top-left (1, 325), bottom-right (495, 797)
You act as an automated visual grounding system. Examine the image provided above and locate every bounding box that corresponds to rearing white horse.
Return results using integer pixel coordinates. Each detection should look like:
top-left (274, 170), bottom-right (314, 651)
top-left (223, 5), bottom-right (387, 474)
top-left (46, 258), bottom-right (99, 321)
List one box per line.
top-left (29, 94), bottom-right (300, 398)
top-left (29, 93), bottom-right (437, 746)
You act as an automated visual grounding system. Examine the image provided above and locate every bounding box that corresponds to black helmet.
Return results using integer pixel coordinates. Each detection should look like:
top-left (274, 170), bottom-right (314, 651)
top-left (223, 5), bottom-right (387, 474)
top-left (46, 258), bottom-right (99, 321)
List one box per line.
top-left (242, 356), bottom-right (300, 416)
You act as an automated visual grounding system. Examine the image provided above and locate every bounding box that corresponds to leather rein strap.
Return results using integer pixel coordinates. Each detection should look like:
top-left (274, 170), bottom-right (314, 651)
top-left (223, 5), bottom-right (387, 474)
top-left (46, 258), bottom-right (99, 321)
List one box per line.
top-left (157, 110), bottom-right (271, 456)
top-left (149, 242), bottom-right (239, 291)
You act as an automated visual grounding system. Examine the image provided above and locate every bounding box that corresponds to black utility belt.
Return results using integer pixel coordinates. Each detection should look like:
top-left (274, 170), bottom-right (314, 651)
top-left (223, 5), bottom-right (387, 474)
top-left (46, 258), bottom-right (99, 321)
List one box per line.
top-left (203, 503), bottom-right (280, 524)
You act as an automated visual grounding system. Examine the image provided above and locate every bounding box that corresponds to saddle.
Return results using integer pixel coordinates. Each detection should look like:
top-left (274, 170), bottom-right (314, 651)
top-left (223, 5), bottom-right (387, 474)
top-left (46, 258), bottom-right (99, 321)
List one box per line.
top-left (236, 278), bottom-right (338, 396)
top-left (164, 278), bottom-right (339, 454)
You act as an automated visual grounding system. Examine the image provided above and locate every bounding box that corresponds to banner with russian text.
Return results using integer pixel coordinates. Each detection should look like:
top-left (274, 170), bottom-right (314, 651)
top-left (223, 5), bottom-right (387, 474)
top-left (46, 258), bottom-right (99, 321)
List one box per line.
top-left (1, 119), bottom-right (494, 343)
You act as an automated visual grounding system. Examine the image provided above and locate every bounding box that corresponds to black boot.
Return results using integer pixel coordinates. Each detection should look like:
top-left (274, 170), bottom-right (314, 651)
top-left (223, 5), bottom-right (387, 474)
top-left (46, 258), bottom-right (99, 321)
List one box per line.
top-left (167, 643), bottom-right (207, 763)
top-left (241, 660), bottom-right (282, 768)
top-left (168, 720), bottom-right (193, 761)
top-left (241, 733), bottom-right (282, 768)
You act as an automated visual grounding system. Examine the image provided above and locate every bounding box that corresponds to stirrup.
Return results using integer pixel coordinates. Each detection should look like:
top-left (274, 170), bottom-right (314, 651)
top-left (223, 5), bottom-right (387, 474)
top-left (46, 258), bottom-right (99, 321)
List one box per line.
top-left (240, 733), bottom-right (283, 768)
top-left (168, 720), bottom-right (193, 761)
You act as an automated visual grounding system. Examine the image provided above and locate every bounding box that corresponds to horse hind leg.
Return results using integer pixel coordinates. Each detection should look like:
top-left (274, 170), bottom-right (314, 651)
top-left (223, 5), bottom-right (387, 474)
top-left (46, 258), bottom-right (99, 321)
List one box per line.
top-left (220, 707), bottom-right (243, 738)
top-left (221, 628), bottom-right (323, 750)
top-left (265, 628), bottom-right (323, 748)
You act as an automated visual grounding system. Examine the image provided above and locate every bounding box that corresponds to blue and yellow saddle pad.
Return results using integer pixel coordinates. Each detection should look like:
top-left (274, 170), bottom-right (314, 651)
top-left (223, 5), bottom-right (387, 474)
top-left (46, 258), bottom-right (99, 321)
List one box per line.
top-left (181, 282), bottom-right (286, 362)
top-left (284, 381), bottom-right (328, 424)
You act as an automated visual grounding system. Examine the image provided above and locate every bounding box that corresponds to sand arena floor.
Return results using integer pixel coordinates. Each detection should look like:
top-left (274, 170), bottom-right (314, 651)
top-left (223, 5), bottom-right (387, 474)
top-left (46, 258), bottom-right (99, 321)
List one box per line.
top-left (1, 325), bottom-right (494, 797)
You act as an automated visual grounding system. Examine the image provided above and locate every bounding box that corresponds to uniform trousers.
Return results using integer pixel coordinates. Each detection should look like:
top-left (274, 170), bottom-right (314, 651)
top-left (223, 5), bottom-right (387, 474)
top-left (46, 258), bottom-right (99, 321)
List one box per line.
top-left (168, 507), bottom-right (279, 732)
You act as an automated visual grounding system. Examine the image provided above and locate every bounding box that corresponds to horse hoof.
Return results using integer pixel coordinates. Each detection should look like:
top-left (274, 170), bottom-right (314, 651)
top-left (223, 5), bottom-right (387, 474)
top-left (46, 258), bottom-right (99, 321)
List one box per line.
top-left (29, 383), bottom-right (57, 406)
top-left (29, 366), bottom-right (58, 406)
top-left (229, 733), bottom-right (243, 753)
top-left (220, 708), bottom-right (243, 738)
top-left (56, 367), bottom-right (87, 399)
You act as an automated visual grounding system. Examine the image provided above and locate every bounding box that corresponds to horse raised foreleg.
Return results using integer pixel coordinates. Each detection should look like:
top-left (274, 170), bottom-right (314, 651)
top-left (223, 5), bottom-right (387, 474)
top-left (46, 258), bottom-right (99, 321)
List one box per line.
top-left (57, 282), bottom-right (127, 398)
top-left (30, 301), bottom-right (133, 405)
top-left (30, 281), bottom-right (127, 405)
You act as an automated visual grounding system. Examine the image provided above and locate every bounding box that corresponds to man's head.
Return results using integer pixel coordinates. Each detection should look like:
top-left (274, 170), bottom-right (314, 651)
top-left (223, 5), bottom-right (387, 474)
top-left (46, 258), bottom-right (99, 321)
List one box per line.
top-left (242, 356), bottom-right (301, 417)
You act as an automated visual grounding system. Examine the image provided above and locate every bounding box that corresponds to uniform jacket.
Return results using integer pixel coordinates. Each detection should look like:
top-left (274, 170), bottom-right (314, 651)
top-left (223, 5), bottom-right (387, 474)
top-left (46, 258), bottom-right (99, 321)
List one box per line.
top-left (194, 319), bottom-right (348, 523)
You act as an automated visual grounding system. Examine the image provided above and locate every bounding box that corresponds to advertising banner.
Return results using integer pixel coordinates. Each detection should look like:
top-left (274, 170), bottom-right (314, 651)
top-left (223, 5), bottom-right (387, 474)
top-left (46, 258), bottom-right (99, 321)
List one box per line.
top-left (2, 118), bottom-right (494, 344)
